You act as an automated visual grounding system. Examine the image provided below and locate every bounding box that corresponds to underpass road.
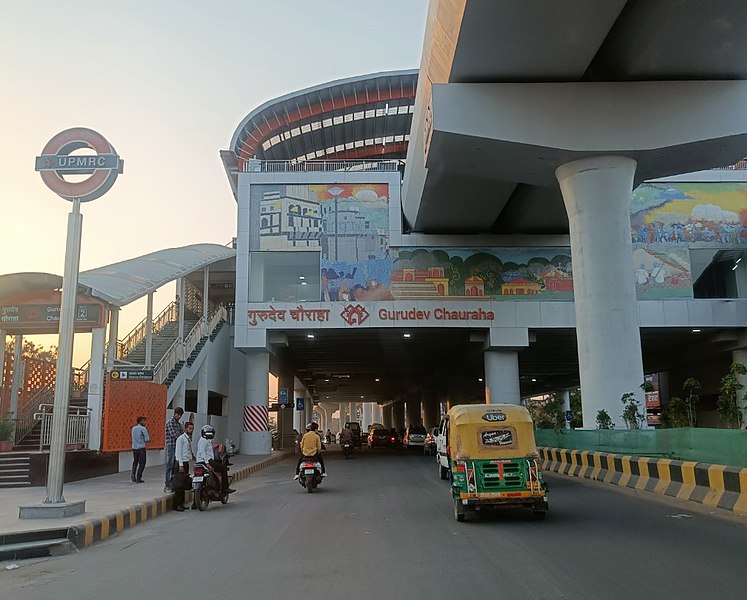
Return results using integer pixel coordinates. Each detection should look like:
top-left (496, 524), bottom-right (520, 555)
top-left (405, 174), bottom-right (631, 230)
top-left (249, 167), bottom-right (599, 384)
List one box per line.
top-left (3, 448), bottom-right (746, 600)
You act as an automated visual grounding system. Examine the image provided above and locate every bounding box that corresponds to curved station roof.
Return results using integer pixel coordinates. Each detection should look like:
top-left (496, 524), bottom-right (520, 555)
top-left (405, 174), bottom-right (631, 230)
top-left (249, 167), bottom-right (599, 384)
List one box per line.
top-left (228, 70), bottom-right (418, 167)
top-left (0, 244), bottom-right (235, 308)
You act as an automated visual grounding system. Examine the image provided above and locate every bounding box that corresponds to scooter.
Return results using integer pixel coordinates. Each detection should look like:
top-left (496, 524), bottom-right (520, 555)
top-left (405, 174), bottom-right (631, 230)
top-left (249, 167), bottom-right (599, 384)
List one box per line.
top-left (193, 461), bottom-right (234, 510)
top-left (342, 441), bottom-right (352, 459)
top-left (298, 457), bottom-right (323, 493)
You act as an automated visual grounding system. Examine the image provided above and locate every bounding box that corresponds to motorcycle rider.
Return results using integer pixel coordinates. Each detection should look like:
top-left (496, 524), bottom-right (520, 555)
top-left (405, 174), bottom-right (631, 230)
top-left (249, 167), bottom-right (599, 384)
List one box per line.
top-left (196, 425), bottom-right (235, 495)
top-left (294, 422), bottom-right (326, 479)
top-left (340, 424), bottom-right (354, 448)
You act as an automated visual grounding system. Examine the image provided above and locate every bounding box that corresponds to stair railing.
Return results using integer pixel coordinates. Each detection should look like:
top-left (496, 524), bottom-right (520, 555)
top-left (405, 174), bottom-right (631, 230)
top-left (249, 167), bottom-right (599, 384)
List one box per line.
top-left (119, 301), bottom-right (179, 359)
top-left (13, 386), bottom-right (54, 445)
top-left (35, 404), bottom-right (90, 450)
top-left (153, 306), bottom-right (227, 384)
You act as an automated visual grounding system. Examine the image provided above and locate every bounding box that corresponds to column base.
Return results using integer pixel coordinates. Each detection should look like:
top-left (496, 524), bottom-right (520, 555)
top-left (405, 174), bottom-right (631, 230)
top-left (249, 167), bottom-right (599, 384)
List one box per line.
top-left (19, 499), bottom-right (86, 519)
top-left (240, 431), bottom-right (271, 455)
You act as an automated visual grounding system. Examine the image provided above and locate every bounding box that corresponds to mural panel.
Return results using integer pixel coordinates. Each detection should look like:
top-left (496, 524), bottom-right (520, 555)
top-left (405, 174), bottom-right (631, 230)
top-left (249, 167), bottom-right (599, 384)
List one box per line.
top-left (631, 183), bottom-right (747, 246)
top-left (632, 244), bottom-right (693, 300)
top-left (392, 248), bottom-right (574, 300)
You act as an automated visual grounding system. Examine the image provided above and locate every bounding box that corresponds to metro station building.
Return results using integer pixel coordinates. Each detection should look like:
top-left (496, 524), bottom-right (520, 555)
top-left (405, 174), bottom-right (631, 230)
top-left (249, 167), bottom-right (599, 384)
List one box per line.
top-left (2, 67), bottom-right (746, 469)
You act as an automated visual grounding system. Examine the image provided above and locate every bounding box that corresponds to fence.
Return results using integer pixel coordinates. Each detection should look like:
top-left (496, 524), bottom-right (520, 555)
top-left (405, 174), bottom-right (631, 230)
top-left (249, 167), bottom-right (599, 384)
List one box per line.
top-left (36, 404), bottom-right (90, 451)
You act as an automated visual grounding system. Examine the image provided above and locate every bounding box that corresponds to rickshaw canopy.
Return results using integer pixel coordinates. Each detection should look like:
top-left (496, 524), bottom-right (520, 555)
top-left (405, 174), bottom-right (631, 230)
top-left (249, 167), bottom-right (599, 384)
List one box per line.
top-left (447, 403), bottom-right (538, 460)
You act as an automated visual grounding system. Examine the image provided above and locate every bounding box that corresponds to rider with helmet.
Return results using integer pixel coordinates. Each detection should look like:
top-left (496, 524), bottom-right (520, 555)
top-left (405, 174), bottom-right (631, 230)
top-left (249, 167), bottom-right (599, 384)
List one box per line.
top-left (294, 422), bottom-right (326, 479)
top-left (196, 425), bottom-right (235, 494)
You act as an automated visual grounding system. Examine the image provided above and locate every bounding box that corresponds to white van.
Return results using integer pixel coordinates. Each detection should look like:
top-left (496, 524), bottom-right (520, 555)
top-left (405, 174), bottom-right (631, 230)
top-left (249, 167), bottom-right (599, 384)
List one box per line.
top-left (435, 417), bottom-right (450, 479)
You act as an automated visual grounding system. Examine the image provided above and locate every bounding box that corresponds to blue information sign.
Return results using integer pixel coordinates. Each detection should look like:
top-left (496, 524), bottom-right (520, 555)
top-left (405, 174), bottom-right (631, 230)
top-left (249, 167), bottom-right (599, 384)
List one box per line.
top-left (296, 398), bottom-right (305, 412)
top-left (279, 388), bottom-right (289, 405)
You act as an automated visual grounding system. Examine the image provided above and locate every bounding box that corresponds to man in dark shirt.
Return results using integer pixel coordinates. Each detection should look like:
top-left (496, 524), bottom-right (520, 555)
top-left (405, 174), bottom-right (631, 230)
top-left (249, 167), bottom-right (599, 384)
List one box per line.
top-left (164, 408), bottom-right (184, 492)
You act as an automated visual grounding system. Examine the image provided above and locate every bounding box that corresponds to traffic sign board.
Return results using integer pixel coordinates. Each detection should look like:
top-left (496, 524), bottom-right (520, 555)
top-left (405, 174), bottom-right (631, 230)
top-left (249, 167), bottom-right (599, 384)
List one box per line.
top-left (296, 398), bottom-right (305, 411)
top-left (279, 388), bottom-right (289, 405)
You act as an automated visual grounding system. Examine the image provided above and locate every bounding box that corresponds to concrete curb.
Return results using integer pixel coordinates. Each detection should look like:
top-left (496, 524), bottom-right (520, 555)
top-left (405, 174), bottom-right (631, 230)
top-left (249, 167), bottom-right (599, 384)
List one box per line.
top-left (539, 447), bottom-right (747, 513)
top-left (67, 451), bottom-right (293, 549)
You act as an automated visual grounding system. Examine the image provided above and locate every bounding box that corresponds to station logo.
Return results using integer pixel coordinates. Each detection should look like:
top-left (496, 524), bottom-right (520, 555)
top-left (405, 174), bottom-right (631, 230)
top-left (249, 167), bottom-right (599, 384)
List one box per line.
top-left (340, 304), bottom-right (369, 326)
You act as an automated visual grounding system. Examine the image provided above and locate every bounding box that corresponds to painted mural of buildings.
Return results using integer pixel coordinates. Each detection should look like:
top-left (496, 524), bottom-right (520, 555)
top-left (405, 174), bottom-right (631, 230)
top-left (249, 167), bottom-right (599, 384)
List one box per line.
top-left (320, 201), bottom-right (388, 263)
top-left (259, 189), bottom-right (322, 250)
top-left (464, 276), bottom-right (485, 296)
top-left (390, 266), bottom-right (450, 298)
top-left (500, 278), bottom-right (541, 295)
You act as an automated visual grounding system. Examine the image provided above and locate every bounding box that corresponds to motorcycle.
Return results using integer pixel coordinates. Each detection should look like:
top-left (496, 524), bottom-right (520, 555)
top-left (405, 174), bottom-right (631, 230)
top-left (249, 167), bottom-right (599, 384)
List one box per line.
top-left (193, 460), bottom-right (233, 510)
top-left (342, 440), bottom-right (352, 459)
top-left (298, 457), bottom-right (323, 493)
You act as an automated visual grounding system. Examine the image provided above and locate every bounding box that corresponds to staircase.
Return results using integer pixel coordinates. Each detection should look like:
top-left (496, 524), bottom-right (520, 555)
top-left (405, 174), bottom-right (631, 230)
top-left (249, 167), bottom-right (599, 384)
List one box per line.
top-left (122, 320), bottom-right (197, 366)
top-left (163, 320), bottom-right (227, 386)
top-left (0, 453), bottom-right (31, 488)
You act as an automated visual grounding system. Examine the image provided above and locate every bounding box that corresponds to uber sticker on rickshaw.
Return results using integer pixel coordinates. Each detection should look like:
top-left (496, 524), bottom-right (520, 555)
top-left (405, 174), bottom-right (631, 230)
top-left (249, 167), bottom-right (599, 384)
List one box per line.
top-left (482, 410), bottom-right (507, 422)
top-left (481, 429), bottom-right (513, 446)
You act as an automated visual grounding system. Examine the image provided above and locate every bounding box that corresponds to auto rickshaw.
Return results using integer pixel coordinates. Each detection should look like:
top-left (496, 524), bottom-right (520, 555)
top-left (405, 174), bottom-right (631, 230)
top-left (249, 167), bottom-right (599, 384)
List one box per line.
top-left (445, 403), bottom-right (548, 521)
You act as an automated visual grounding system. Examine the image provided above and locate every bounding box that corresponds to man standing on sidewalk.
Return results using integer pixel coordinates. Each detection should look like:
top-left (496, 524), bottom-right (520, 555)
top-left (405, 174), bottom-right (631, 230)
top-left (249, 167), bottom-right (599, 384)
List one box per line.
top-left (173, 421), bottom-right (195, 511)
top-left (164, 407), bottom-right (184, 492)
top-left (131, 416), bottom-right (150, 483)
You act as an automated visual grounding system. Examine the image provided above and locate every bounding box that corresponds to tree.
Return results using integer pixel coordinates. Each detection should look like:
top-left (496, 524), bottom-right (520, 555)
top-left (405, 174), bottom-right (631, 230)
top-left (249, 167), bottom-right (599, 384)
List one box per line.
top-left (596, 409), bottom-right (614, 429)
top-left (717, 363), bottom-right (747, 429)
top-left (621, 392), bottom-right (645, 429)
top-left (4, 337), bottom-right (58, 362)
top-left (569, 389), bottom-right (583, 428)
top-left (526, 394), bottom-right (565, 431)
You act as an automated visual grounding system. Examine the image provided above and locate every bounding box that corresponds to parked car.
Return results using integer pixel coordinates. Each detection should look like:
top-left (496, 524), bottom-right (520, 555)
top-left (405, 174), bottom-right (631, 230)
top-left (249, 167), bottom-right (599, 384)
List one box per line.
top-left (402, 424), bottom-right (427, 451)
top-left (423, 427), bottom-right (437, 456)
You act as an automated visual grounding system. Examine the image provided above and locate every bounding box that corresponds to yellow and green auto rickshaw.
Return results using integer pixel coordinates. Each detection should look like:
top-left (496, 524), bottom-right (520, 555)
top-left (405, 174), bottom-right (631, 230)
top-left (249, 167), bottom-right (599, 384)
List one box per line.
top-left (445, 403), bottom-right (548, 521)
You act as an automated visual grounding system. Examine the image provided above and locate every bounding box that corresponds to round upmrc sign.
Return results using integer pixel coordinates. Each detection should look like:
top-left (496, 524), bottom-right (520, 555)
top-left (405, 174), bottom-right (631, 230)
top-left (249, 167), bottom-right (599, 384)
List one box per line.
top-left (35, 127), bottom-right (123, 202)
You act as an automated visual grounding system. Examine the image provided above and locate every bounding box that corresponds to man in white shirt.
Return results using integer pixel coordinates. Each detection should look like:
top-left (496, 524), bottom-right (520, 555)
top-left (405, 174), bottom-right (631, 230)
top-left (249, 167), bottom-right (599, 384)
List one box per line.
top-left (173, 421), bottom-right (195, 511)
top-left (196, 425), bottom-right (233, 494)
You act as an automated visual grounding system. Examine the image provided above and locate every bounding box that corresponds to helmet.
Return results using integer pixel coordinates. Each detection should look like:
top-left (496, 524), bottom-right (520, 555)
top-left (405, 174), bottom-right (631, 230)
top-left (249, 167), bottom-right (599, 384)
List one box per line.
top-left (201, 425), bottom-right (215, 439)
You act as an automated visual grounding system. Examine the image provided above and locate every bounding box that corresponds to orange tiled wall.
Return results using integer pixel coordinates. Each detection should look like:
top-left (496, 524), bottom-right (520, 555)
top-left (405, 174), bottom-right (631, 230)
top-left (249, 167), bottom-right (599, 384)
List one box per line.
top-left (102, 377), bottom-right (167, 452)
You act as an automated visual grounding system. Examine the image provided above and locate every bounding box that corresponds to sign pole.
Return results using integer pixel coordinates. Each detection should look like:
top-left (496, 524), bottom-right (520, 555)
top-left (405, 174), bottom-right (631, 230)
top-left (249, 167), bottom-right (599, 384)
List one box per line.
top-left (45, 198), bottom-right (82, 504)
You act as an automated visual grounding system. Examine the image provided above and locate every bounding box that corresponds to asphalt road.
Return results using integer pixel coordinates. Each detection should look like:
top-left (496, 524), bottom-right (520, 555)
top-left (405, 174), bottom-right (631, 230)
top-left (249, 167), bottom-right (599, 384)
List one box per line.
top-left (3, 447), bottom-right (746, 600)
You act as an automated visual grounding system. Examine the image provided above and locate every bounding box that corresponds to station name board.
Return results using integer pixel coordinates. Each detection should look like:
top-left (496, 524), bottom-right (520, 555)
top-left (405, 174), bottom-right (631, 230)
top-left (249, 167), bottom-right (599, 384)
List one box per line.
top-left (0, 302), bottom-right (104, 332)
top-left (246, 302), bottom-right (496, 329)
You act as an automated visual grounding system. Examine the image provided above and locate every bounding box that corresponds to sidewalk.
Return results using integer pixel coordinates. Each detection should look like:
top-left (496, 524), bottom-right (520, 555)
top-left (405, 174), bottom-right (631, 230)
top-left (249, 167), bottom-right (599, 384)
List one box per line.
top-left (0, 451), bottom-right (292, 539)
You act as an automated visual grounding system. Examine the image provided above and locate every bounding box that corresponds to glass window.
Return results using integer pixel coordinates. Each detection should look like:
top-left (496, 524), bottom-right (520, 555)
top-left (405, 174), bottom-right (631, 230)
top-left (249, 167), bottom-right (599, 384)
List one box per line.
top-left (249, 251), bottom-right (320, 302)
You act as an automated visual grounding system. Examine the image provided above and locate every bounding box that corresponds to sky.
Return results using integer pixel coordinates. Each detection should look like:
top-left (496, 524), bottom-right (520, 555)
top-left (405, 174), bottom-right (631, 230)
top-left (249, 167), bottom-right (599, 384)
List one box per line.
top-left (0, 0), bottom-right (429, 365)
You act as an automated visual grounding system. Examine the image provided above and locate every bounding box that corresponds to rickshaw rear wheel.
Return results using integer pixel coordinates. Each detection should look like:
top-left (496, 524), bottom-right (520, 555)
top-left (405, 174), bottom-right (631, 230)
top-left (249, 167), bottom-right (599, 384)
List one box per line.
top-left (453, 498), bottom-right (466, 522)
top-left (439, 463), bottom-right (449, 480)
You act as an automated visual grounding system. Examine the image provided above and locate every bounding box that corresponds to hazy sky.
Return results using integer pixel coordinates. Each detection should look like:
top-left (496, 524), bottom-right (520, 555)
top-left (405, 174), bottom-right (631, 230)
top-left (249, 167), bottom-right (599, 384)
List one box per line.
top-left (0, 1), bottom-right (428, 362)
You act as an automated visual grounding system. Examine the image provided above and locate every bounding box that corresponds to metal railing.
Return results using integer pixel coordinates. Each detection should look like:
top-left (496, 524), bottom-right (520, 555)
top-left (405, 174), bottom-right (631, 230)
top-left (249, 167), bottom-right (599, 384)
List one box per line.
top-left (153, 306), bottom-right (227, 385)
top-left (244, 159), bottom-right (402, 173)
top-left (36, 404), bottom-right (90, 451)
top-left (12, 386), bottom-right (54, 445)
top-left (713, 158), bottom-right (747, 170)
top-left (119, 301), bottom-right (179, 359)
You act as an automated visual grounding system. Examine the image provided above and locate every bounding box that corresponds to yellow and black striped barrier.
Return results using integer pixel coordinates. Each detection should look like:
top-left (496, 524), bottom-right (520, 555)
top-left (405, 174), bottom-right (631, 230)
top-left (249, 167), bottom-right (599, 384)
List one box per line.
top-left (68, 451), bottom-right (293, 548)
top-left (539, 447), bottom-right (747, 513)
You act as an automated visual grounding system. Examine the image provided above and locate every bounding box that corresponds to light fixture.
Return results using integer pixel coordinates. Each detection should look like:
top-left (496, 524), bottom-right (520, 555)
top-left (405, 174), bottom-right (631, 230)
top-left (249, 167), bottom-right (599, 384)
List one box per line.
top-left (324, 378), bottom-right (330, 382)
top-left (375, 378), bottom-right (380, 382)
top-left (301, 281), bottom-right (308, 285)
top-left (360, 395), bottom-right (364, 399)
top-left (478, 378), bottom-right (483, 382)
top-left (403, 332), bottom-right (411, 338)
top-left (531, 378), bottom-right (537, 382)
top-left (692, 329), bottom-right (701, 333)
top-left (299, 276), bottom-right (306, 280)
top-left (306, 333), bottom-right (315, 339)
top-left (326, 396), bottom-right (330, 399)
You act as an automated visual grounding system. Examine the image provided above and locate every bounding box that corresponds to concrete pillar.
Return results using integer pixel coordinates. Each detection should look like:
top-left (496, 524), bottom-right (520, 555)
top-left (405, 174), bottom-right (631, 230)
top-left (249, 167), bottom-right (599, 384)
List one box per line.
top-left (556, 156), bottom-right (645, 429)
top-left (276, 372), bottom-right (296, 450)
top-left (203, 266), bottom-right (210, 322)
top-left (0, 329), bottom-right (5, 405)
top-left (484, 349), bottom-right (520, 405)
top-left (177, 278), bottom-right (185, 361)
top-left (10, 334), bottom-right (23, 416)
top-left (561, 390), bottom-right (572, 429)
top-left (362, 403), bottom-right (373, 430)
top-left (196, 361), bottom-right (209, 415)
top-left (350, 402), bottom-right (360, 424)
top-left (382, 404), bottom-right (393, 429)
top-left (293, 384), bottom-right (305, 434)
top-left (732, 348), bottom-right (747, 427)
top-left (392, 401), bottom-right (405, 431)
top-left (373, 403), bottom-right (383, 424)
top-left (241, 351), bottom-right (271, 455)
top-left (86, 326), bottom-right (107, 450)
top-left (145, 293), bottom-right (154, 367)
top-left (406, 397), bottom-right (422, 426)
top-left (106, 309), bottom-right (119, 369)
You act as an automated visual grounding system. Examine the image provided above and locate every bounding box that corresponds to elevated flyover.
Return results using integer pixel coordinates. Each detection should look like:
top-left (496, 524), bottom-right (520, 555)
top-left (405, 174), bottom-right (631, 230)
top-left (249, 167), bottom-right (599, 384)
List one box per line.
top-left (403, 0), bottom-right (747, 426)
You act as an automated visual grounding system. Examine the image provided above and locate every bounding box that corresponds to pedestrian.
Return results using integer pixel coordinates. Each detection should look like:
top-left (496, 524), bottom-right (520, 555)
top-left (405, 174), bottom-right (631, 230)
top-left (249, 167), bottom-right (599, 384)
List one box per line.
top-left (173, 421), bottom-right (195, 511)
top-left (164, 407), bottom-right (184, 492)
top-left (131, 416), bottom-right (150, 483)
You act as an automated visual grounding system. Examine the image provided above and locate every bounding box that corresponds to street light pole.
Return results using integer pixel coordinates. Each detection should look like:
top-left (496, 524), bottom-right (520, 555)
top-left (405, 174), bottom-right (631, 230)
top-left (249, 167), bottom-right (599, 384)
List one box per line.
top-left (45, 198), bottom-right (82, 504)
